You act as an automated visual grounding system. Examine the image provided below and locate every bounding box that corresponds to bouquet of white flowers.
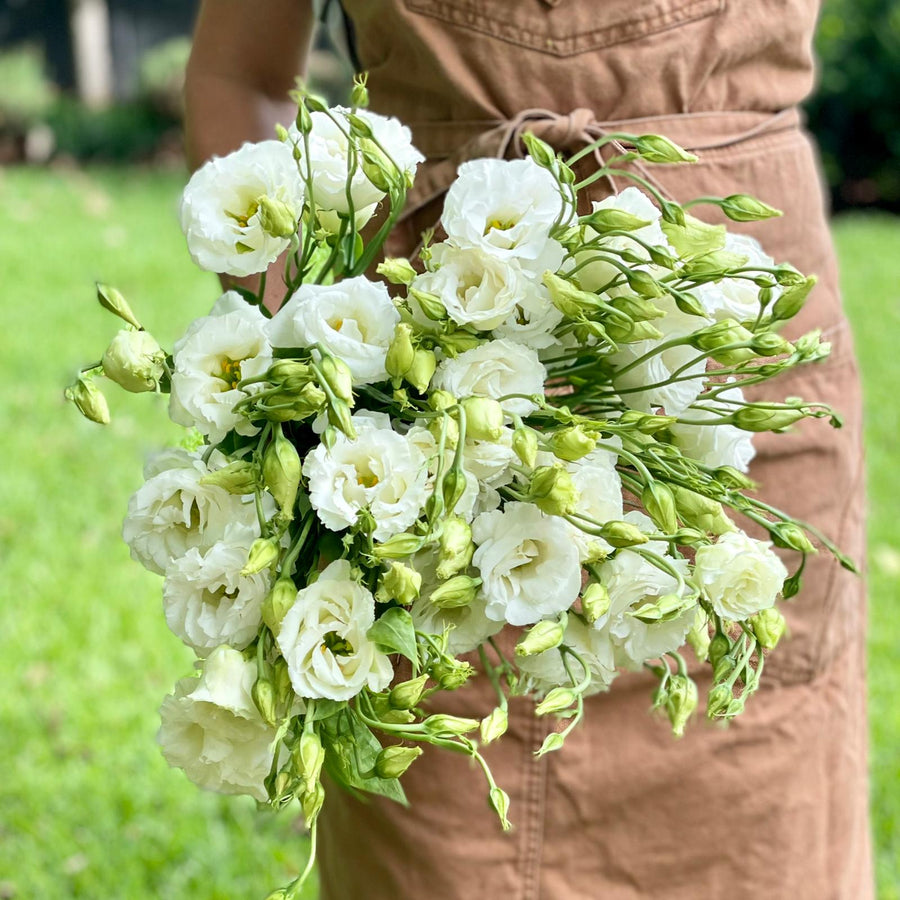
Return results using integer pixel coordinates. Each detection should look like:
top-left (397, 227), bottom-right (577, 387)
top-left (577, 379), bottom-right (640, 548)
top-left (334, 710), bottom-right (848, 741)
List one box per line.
top-left (67, 78), bottom-right (854, 898)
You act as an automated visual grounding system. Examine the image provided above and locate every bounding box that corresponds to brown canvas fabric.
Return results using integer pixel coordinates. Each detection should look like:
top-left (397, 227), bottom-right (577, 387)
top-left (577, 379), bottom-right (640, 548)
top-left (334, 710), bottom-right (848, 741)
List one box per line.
top-left (317, 3), bottom-right (872, 897)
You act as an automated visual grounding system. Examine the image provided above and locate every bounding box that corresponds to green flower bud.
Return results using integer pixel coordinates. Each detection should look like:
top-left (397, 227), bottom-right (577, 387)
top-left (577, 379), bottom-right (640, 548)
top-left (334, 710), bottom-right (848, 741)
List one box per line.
top-left (712, 653), bottom-right (738, 683)
top-left (436, 516), bottom-right (475, 580)
top-left (295, 100), bottom-right (313, 134)
top-left (317, 354), bottom-right (354, 404)
top-left (409, 287), bottom-right (447, 321)
top-left (665, 673), bottom-right (698, 737)
top-left (672, 486), bottom-right (735, 535)
top-left (732, 406), bottom-right (806, 432)
top-left (597, 520), bottom-right (648, 548)
top-left (535, 731), bottom-right (566, 757)
top-left (713, 466), bottom-right (757, 491)
top-left (706, 683), bottom-right (733, 719)
top-left (521, 131), bottom-right (557, 169)
top-left (750, 331), bottom-right (793, 357)
top-left (385, 323), bottom-right (416, 379)
top-left (480, 707), bottom-right (509, 744)
top-left (661, 214), bottom-right (726, 257)
top-left (625, 268), bottom-right (665, 299)
top-left (101, 328), bottom-right (166, 393)
top-left (460, 396), bottom-right (504, 442)
top-left (268, 360), bottom-right (312, 387)
top-left (535, 686), bottom-right (578, 716)
top-left (96, 283), bottom-right (142, 329)
top-left (350, 74), bottom-right (370, 108)
top-left (423, 714), bottom-right (481, 736)
top-left (252, 678), bottom-right (278, 727)
top-left (263, 427), bottom-right (302, 517)
top-left (550, 425), bottom-right (597, 462)
top-left (327, 398), bottom-right (357, 438)
top-left (430, 574), bottom-right (481, 609)
top-left (257, 194), bottom-right (297, 239)
top-left (707, 632), bottom-right (731, 670)
top-left (609, 294), bottom-right (666, 322)
top-left (436, 330), bottom-right (481, 356)
top-left (371, 532), bottom-right (427, 560)
top-left (718, 193), bottom-right (782, 222)
top-left (641, 481), bottom-right (679, 534)
top-left (630, 592), bottom-right (692, 624)
top-left (750, 607), bottom-right (787, 650)
top-left (489, 786), bottom-right (512, 830)
top-left (431, 658), bottom-right (475, 691)
top-left (683, 249), bottom-right (752, 278)
top-left (771, 276), bottom-right (816, 321)
top-left (262, 577), bottom-right (298, 631)
top-left (375, 745), bottom-right (423, 779)
top-left (370, 694), bottom-right (416, 725)
top-left (376, 561), bottom-right (423, 606)
top-left (289, 382), bottom-right (328, 416)
top-left (671, 289), bottom-right (708, 319)
top-left (769, 521), bottom-right (817, 554)
top-left (633, 133), bottom-right (698, 164)
top-left (199, 460), bottom-right (259, 495)
top-left (543, 270), bottom-right (600, 317)
top-left (512, 425), bottom-right (539, 468)
top-left (725, 696), bottom-right (745, 717)
top-left (429, 389), bottom-right (456, 411)
top-left (605, 318), bottom-right (664, 343)
top-left (376, 257), bottom-right (418, 286)
top-left (686, 609), bottom-right (711, 661)
top-left (581, 582), bottom-right (610, 623)
top-left (361, 138), bottom-right (393, 192)
top-left (241, 537), bottom-right (280, 575)
top-left (689, 319), bottom-right (756, 365)
top-left (300, 780), bottom-right (325, 827)
top-left (529, 465), bottom-right (579, 517)
top-left (516, 614), bottom-right (568, 657)
top-left (582, 207), bottom-right (652, 233)
top-left (389, 674), bottom-right (429, 710)
top-left (65, 377), bottom-right (110, 425)
top-left (406, 347), bottom-right (437, 393)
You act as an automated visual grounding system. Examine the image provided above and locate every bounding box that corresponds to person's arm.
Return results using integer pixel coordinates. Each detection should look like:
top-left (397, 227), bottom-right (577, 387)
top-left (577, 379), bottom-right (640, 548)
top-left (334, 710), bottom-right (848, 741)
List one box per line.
top-left (184, 0), bottom-right (316, 309)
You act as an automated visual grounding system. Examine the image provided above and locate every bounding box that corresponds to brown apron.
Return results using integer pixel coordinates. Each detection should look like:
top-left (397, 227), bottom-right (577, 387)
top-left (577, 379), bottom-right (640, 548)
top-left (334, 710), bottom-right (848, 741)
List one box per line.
top-left (318, 3), bottom-right (872, 897)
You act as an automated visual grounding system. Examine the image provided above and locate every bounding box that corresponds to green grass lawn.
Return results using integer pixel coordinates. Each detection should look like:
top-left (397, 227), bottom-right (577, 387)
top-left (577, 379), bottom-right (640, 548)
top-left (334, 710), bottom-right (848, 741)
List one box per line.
top-left (0, 166), bottom-right (896, 898)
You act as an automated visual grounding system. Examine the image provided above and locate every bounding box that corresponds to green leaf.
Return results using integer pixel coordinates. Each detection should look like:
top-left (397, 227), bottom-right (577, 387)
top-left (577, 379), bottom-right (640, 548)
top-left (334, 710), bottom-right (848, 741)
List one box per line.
top-left (367, 606), bottom-right (419, 670)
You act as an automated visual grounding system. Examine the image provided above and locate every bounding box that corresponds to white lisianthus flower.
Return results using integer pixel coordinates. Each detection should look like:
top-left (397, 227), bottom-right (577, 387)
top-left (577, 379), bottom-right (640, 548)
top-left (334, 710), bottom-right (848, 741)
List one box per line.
top-left (122, 447), bottom-right (260, 576)
top-left (275, 559), bottom-right (393, 701)
top-left (180, 140), bottom-right (304, 277)
top-left (407, 425), bottom-right (479, 521)
top-left (102, 329), bottom-right (166, 393)
top-left (516, 617), bottom-right (616, 698)
top-left (594, 513), bottom-right (694, 669)
top-left (697, 233), bottom-right (780, 323)
top-left (169, 292), bottom-right (273, 444)
top-left (472, 502), bottom-right (582, 626)
top-left (303, 413), bottom-right (428, 541)
top-left (267, 277), bottom-right (400, 385)
top-left (441, 158), bottom-right (568, 276)
top-left (407, 550), bottom-right (503, 655)
top-left (493, 280), bottom-right (564, 350)
top-left (414, 243), bottom-right (525, 331)
top-left (158, 646), bottom-right (276, 801)
top-left (694, 531), bottom-right (788, 620)
top-left (433, 339), bottom-right (546, 417)
top-left (670, 384), bottom-right (756, 472)
top-left (162, 524), bottom-right (269, 656)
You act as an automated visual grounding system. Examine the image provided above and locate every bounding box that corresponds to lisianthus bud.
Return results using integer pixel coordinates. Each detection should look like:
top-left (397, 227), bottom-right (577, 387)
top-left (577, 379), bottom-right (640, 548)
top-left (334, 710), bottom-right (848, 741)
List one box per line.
top-left (707, 632), bottom-right (731, 669)
top-left (431, 658), bottom-right (475, 691)
top-left (597, 520), bottom-right (648, 548)
top-left (750, 331), bottom-right (793, 357)
top-left (461, 396), bottom-right (504, 442)
top-left (263, 428), bottom-right (301, 517)
top-left (97, 283), bottom-right (142, 329)
top-left (406, 347), bottom-right (436, 393)
top-left (550, 425), bottom-right (597, 462)
top-left (630, 592), bottom-right (693, 624)
top-left (371, 694), bottom-right (416, 725)
top-left (535, 686), bottom-right (578, 716)
top-left (65, 377), bottom-right (110, 425)
top-left (610, 294), bottom-right (666, 322)
top-left (376, 561), bottom-right (422, 606)
top-left (480, 707), bottom-right (509, 744)
top-left (409, 287), bottom-right (447, 321)
top-left (625, 268), bottom-right (665, 299)
top-left (361, 139), bottom-right (393, 192)
top-left (529, 465), bottom-right (579, 517)
top-left (512, 425), bottom-right (538, 468)
top-left (733, 406), bottom-right (805, 432)
top-left (317, 354), bottom-right (354, 404)
top-left (581, 582), bottom-right (610, 623)
top-left (771, 276), bottom-right (816, 321)
top-left (543, 270), bottom-right (600, 317)
top-left (262, 577), bottom-right (298, 631)
top-left (199, 460), bottom-right (259, 494)
top-left (436, 330), bottom-right (481, 355)
top-left (423, 714), bottom-right (480, 735)
top-left (375, 745), bottom-right (423, 779)
top-left (436, 516), bottom-right (474, 579)
top-left (706, 683), bottom-right (732, 719)
top-left (672, 486), bottom-right (735, 535)
top-left (515, 614), bottom-right (568, 657)
top-left (430, 574), bottom-right (481, 609)
top-left (102, 329), bottom-right (166, 393)
top-left (389, 674), bottom-right (429, 710)
top-left (377, 257), bottom-right (417, 286)
top-left (300, 780), bottom-right (325, 827)
top-left (267, 360), bottom-right (313, 388)
top-left (750, 607), bottom-right (787, 650)
top-left (296, 730), bottom-right (325, 786)
top-left (665, 674), bottom-right (698, 737)
top-left (689, 319), bottom-right (755, 365)
top-left (582, 207), bottom-right (652, 233)
top-left (686, 608), bottom-right (711, 660)
top-left (713, 466), bottom-right (757, 491)
top-left (605, 318), bottom-right (663, 343)
top-left (633, 133), bottom-right (698, 163)
top-left (327, 398), bottom-right (357, 438)
top-left (241, 537), bottom-right (280, 575)
top-left (535, 731), bottom-right (565, 756)
top-left (429, 389), bottom-right (456, 411)
top-left (385, 323), bottom-right (416, 379)
top-left (371, 532), bottom-right (427, 560)
top-left (521, 131), bottom-right (557, 169)
top-left (251, 678), bottom-right (278, 727)
top-left (641, 481), bottom-right (679, 534)
top-left (489, 786), bottom-right (512, 830)
top-left (718, 193), bottom-right (782, 222)
top-left (769, 521), bottom-right (817, 554)
top-left (257, 194), bottom-right (297, 239)
top-left (661, 214), bottom-right (725, 257)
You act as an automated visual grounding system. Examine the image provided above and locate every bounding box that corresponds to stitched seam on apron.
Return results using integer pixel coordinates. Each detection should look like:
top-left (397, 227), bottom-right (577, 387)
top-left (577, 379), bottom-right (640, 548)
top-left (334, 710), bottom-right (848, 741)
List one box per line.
top-left (519, 711), bottom-right (549, 900)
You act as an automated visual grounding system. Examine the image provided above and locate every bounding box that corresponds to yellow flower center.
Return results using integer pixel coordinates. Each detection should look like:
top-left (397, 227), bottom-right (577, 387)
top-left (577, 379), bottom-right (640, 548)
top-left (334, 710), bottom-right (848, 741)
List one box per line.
top-left (329, 318), bottom-right (344, 331)
top-left (225, 199), bottom-right (260, 229)
top-left (321, 631), bottom-right (354, 657)
top-left (217, 356), bottom-right (245, 390)
top-left (485, 216), bottom-right (518, 234)
top-left (357, 472), bottom-right (379, 488)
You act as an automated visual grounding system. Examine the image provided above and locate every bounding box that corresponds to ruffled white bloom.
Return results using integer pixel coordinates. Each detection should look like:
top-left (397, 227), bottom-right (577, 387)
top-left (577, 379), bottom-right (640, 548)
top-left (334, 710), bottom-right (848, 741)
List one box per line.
top-left (162, 524), bottom-right (269, 656)
top-left (697, 233), bottom-right (780, 323)
top-left (493, 280), bottom-right (564, 350)
top-left (122, 447), bottom-right (260, 576)
top-left (158, 646), bottom-right (276, 801)
top-left (669, 383), bottom-right (756, 472)
top-left (694, 531), bottom-right (787, 620)
top-left (169, 292), bottom-right (273, 444)
top-left (275, 560), bottom-right (393, 700)
top-left (407, 550), bottom-right (503, 655)
top-left (303, 413), bottom-right (428, 541)
top-left (516, 617), bottom-right (616, 698)
top-left (268, 277), bottom-right (400, 385)
top-left (565, 447), bottom-right (624, 561)
top-left (406, 425), bottom-right (479, 521)
top-left (442, 158), bottom-right (568, 275)
top-left (594, 513), bottom-right (694, 669)
top-left (472, 502), bottom-right (582, 626)
top-left (180, 140), bottom-right (304, 277)
top-left (433, 339), bottom-right (546, 417)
